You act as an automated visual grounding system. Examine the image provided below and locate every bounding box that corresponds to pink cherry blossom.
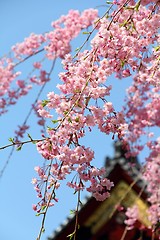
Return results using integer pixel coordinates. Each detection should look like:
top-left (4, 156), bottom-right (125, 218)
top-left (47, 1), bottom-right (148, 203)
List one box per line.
top-left (1, 1), bottom-right (160, 236)
top-left (125, 205), bottom-right (139, 230)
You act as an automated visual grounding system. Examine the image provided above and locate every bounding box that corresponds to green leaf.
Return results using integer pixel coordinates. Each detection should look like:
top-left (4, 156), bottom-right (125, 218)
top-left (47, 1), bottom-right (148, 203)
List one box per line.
top-left (82, 31), bottom-right (90, 34)
top-left (67, 232), bottom-right (74, 240)
top-left (154, 46), bottom-right (160, 52)
top-left (51, 119), bottom-right (59, 124)
top-left (75, 89), bottom-right (81, 93)
top-left (27, 133), bottom-right (33, 140)
top-left (77, 104), bottom-right (82, 108)
top-left (47, 126), bottom-right (54, 131)
top-left (48, 145), bottom-right (52, 152)
top-left (16, 145), bottom-right (22, 151)
top-left (70, 209), bottom-right (75, 215)
top-left (105, 14), bottom-right (109, 19)
top-left (41, 100), bottom-right (50, 107)
top-left (64, 111), bottom-right (68, 115)
top-left (134, 0), bottom-right (141, 11)
top-left (120, 60), bottom-right (126, 67)
top-left (8, 137), bottom-right (14, 143)
top-left (68, 117), bottom-right (72, 123)
top-left (36, 211), bottom-right (45, 216)
top-left (75, 47), bottom-right (80, 52)
top-left (41, 205), bottom-right (46, 211)
top-left (75, 117), bottom-right (79, 123)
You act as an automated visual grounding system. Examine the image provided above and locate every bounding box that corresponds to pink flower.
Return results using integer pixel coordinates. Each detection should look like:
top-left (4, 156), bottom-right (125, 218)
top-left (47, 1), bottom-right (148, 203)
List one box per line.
top-left (32, 204), bottom-right (37, 211)
top-left (31, 178), bottom-right (37, 185)
top-left (38, 109), bottom-right (53, 118)
top-left (33, 62), bottom-right (42, 69)
top-left (125, 205), bottom-right (139, 230)
top-left (16, 80), bottom-right (25, 88)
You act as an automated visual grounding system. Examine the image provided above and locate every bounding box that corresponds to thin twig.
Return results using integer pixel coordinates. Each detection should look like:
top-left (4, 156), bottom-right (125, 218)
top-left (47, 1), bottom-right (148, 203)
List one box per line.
top-left (73, 189), bottom-right (81, 240)
top-left (73, 5), bottom-right (113, 59)
top-left (36, 159), bottom-right (54, 240)
top-left (107, 0), bottom-right (132, 30)
top-left (36, 161), bottom-right (64, 240)
top-left (120, 227), bottom-right (128, 240)
top-left (0, 138), bottom-right (46, 151)
top-left (23, 58), bottom-right (56, 126)
top-left (120, 180), bottom-right (146, 240)
top-left (152, 230), bottom-right (155, 240)
top-left (14, 48), bottom-right (44, 68)
top-left (0, 59), bottom-right (56, 179)
top-left (0, 146), bottom-right (14, 179)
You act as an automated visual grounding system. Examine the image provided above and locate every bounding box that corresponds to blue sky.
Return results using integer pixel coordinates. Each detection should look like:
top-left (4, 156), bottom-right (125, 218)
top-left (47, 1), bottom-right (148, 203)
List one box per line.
top-left (0, 1), bottom-right (136, 240)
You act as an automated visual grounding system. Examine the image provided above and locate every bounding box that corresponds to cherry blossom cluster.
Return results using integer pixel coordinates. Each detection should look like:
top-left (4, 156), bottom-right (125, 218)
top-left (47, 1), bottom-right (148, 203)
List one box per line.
top-left (30, 0), bottom-right (160, 219)
top-left (1, 0), bottom-right (160, 236)
top-left (32, 100), bottom-right (46, 133)
top-left (0, 9), bottom-right (98, 116)
top-left (124, 205), bottom-right (139, 230)
top-left (143, 138), bottom-right (160, 227)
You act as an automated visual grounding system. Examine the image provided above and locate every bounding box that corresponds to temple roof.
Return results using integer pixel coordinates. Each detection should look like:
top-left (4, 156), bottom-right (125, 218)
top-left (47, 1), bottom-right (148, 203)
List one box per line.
top-left (48, 141), bottom-right (148, 240)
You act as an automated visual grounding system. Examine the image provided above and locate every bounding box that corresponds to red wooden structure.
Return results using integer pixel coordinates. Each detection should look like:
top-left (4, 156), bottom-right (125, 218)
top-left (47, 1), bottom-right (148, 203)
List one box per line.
top-left (48, 142), bottom-right (159, 240)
